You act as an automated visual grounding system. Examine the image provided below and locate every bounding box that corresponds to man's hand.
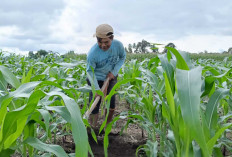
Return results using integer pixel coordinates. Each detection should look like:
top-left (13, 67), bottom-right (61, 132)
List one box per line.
top-left (95, 80), bottom-right (109, 98)
top-left (107, 72), bottom-right (115, 81)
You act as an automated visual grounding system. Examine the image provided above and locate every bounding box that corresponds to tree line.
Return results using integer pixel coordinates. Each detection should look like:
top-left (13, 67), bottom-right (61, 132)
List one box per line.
top-left (124, 40), bottom-right (232, 54)
top-left (28, 41), bottom-right (232, 57)
top-left (125, 39), bottom-right (176, 54)
top-left (28, 50), bottom-right (60, 59)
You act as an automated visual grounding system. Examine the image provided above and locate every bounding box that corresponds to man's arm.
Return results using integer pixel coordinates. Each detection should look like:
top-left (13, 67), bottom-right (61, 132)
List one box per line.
top-left (86, 57), bottom-right (100, 90)
top-left (110, 43), bottom-right (126, 77)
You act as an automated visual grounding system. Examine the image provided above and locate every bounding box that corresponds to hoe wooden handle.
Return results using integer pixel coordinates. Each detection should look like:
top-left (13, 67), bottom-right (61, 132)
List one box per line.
top-left (84, 77), bottom-right (110, 119)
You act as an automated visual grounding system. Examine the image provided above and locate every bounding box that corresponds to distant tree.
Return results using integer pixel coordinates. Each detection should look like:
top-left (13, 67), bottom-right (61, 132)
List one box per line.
top-left (134, 39), bottom-right (150, 53)
top-left (31, 50), bottom-right (48, 58)
top-left (134, 42), bottom-right (141, 53)
top-left (128, 44), bottom-right (133, 53)
top-left (162, 43), bottom-right (176, 54)
top-left (28, 50), bottom-right (60, 59)
top-left (150, 44), bottom-right (159, 53)
top-left (125, 47), bottom-right (129, 53)
top-left (62, 50), bottom-right (76, 58)
top-left (126, 40), bottom-right (162, 53)
top-left (67, 50), bottom-right (75, 55)
top-left (228, 47), bottom-right (232, 54)
top-left (37, 50), bottom-right (48, 57)
top-left (28, 51), bottom-right (34, 58)
top-left (133, 43), bottom-right (136, 49)
top-left (142, 40), bottom-right (150, 53)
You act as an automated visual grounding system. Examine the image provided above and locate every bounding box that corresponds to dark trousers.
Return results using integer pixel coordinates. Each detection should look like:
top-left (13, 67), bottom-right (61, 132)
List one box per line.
top-left (87, 77), bottom-right (117, 114)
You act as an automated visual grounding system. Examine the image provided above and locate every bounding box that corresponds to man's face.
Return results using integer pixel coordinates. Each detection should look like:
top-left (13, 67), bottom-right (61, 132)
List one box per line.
top-left (97, 38), bottom-right (112, 51)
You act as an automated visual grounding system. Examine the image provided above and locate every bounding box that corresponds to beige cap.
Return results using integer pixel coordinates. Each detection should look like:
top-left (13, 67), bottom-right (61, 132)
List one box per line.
top-left (93, 24), bottom-right (114, 38)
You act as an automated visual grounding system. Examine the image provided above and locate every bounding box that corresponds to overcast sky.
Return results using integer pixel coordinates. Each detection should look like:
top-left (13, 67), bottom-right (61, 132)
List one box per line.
top-left (1, 0), bottom-right (232, 55)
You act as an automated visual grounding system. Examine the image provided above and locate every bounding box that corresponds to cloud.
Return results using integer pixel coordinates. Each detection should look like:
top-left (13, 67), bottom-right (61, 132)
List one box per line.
top-left (0, 0), bottom-right (232, 54)
top-left (0, 0), bottom-right (65, 52)
top-left (117, 32), bottom-right (232, 53)
top-left (173, 35), bottom-right (232, 53)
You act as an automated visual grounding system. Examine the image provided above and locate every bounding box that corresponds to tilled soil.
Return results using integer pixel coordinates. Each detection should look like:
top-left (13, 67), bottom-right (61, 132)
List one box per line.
top-left (88, 132), bottom-right (146, 157)
top-left (59, 128), bottom-right (146, 157)
top-left (62, 98), bottom-right (147, 157)
top-left (88, 99), bottom-right (146, 157)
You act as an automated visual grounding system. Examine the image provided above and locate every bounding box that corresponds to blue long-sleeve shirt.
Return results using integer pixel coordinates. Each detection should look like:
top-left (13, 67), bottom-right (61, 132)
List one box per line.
top-left (86, 39), bottom-right (126, 90)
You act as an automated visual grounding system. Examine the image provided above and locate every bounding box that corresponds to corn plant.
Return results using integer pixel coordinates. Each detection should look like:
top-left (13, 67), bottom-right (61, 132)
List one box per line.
top-left (0, 56), bottom-right (90, 157)
top-left (117, 48), bottom-right (232, 157)
top-left (0, 51), bottom-right (231, 157)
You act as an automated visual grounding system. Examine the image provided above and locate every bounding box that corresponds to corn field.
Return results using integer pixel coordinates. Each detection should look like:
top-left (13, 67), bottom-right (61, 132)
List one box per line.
top-left (0, 49), bottom-right (231, 157)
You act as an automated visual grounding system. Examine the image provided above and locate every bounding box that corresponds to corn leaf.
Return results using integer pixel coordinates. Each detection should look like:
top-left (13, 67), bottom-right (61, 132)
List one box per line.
top-left (0, 73), bottom-right (7, 92)
top-left (0, 148), bottom-right (14, 157)
top-left (166, 47), bottom-right (189, 70)
top-left (159, 55), bottom-right (175, 94)
top-left (21, 66), bottom-right (34, 84)
top-left (205, 88), bottom-right (230, 130)
top-left (37, 109), bottom-right (51, 138)
top-left (0, 90), bottom-right (45, 150)
top-left (207, 123), bottom-right (232, 154)
top-left (0, 65), bottom-right (20, 89)
top-left (25, 137), bottom-right (68, 157)
top-left (176, 67), bottom-right (209, 156)
top-left (9, 81), bottom-right (41, 98)
top-left (46, 91), bottom-right (88, 157)
top-left (45, 106), bottom-right (71, 122)
top-left (164, 73), bottom-right (175, 118)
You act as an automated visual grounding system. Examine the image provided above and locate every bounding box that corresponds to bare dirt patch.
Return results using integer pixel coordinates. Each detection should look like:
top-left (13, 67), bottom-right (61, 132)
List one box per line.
top-left (57, 97), bottom-right (147, 157)
top-left (87, 99), bottom-right (147, 157)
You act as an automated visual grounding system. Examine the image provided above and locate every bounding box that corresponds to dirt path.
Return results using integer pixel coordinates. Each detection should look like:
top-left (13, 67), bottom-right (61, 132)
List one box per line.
top-left (88, 132), bottom-right (145, 157)
top-left (87, 98), bottom-right (147, 157)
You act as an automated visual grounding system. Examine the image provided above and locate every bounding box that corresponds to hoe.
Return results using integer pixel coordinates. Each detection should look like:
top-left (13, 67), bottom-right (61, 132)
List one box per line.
top-left (84, 77), bottom-right (110, 119)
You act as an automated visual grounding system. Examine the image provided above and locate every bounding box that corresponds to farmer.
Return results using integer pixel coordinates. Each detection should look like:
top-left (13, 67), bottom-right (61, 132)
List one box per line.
top-left (86, 24), bottom-right (126, 129)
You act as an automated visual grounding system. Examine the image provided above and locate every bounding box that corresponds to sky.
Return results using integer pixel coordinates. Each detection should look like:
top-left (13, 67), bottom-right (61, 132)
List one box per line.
top-left (0, 0), bottom-right (232, 55)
